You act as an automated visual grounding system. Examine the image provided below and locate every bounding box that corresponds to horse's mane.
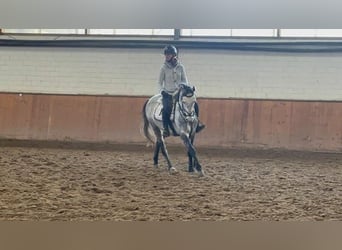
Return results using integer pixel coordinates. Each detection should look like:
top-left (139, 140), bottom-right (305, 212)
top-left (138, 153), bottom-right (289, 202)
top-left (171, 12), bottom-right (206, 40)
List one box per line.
top-left (176, 83), bottom-right (195, 100)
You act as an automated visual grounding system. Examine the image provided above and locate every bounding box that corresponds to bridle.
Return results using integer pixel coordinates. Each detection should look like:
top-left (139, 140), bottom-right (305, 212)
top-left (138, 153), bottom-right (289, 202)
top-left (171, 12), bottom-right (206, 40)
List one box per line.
top-left (177, 89), bottom-right (196, 122)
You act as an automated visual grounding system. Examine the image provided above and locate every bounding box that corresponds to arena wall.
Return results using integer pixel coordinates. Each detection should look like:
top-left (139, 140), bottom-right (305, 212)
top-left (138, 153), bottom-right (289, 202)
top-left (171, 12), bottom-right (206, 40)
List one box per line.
top-left (1, 46), bottom-right (342, 100)
top-left (0, 45), bottom-right (341, 152)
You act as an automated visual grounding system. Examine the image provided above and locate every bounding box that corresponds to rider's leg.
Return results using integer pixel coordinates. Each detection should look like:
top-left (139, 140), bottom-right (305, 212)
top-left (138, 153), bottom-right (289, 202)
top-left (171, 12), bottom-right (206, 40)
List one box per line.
top-left (162, 91), bottom-right (172, 137)
top-left (194, 102), bottom-right (206, 133)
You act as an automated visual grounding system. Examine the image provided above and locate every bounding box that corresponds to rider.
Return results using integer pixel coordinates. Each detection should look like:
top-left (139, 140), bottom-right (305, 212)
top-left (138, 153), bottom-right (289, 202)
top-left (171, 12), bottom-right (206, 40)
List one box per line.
top-left (158, 44), bottom-right (205, 137)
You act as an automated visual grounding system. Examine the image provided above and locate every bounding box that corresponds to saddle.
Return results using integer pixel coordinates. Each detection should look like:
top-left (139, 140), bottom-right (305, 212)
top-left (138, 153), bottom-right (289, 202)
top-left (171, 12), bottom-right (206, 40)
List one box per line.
top-left (153, 101), bottom-right (175, 121)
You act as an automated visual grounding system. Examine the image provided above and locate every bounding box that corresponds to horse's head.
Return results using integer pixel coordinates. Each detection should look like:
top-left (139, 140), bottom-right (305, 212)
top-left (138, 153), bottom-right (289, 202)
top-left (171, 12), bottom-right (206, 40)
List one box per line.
top-left (177, 83), bottom-right (197, 119)
top-left (179, 83), bottom-right (195, 97)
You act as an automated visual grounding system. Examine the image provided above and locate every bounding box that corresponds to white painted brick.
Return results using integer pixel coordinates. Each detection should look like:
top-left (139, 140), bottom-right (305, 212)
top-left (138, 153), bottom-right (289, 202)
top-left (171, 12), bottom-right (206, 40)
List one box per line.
top-left (1, 47), bottom-right (342, 100)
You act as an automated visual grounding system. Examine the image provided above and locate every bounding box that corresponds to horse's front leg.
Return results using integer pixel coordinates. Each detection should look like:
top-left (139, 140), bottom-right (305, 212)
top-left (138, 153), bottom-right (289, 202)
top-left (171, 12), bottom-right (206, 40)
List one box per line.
top-left (187, 151), bottom-right (194, 172)
top-left (187, 135), bottom-right (195, 172)
top-left (180, 133), bottom-right (204, 176)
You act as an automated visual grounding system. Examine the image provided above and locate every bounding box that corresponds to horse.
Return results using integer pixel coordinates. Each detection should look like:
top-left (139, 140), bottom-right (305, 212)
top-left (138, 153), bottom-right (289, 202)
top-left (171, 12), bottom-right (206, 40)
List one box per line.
top-left (142, 83), bottom-right (204, 176)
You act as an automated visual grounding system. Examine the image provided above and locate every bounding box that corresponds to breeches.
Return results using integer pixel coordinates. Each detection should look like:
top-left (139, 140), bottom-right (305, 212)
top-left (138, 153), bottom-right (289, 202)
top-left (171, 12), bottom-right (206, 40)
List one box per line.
top-left (161, 91), bottom-right (173, 117)
top-left (161, 91), bottom-right (200, 118)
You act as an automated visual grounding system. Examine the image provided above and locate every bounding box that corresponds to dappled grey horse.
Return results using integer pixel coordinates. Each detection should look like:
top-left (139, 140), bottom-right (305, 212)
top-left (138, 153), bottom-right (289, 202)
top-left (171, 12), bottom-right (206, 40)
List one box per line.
top-left (142, 84), bottom-right (204, 176)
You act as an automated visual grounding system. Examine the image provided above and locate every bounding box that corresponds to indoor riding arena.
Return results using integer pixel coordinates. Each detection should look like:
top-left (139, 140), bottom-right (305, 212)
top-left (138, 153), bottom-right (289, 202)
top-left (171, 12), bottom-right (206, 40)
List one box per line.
top-left (0, 29), bottom-right (341, 221)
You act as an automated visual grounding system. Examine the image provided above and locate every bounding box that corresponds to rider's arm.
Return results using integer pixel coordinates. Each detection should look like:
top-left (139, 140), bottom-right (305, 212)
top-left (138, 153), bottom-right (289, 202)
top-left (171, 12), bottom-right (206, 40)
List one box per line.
top-left (158, 66), bottom-right (165, 92)
top-left (180, 64), bottom-right (188, 84)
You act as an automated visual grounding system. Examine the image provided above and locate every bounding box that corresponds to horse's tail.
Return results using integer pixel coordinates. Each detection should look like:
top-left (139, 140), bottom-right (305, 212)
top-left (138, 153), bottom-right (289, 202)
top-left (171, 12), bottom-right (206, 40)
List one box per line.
top-left (142, 99), bottom-right (154, 145)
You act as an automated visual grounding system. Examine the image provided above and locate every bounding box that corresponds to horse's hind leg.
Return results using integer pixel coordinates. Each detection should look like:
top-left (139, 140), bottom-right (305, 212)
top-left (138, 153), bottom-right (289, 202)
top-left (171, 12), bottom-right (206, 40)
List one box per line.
top-left (190, 135), bottom-right (203, 175)
top-left (153, 141), bottom-right (161, 167)
top-left (160, 140), bottom-right (176, 172)
top-left (153, 128), bottom-right (175, 173)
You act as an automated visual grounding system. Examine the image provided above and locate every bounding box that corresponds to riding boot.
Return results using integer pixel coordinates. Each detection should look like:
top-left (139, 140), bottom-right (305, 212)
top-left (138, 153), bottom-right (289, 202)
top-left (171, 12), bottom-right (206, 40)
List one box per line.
top-left (194, 102), bottom-right (206, 133)
top-left (196, 121), bottom-right (206, 133)
top-left (162, 111), bottom-right (170, 137)
top-left (161, 91), bottom-right (173, 137)
top-left (162, 120), bottom-right (170, 137)
top-left (163, 128), bottom-right (170, 137)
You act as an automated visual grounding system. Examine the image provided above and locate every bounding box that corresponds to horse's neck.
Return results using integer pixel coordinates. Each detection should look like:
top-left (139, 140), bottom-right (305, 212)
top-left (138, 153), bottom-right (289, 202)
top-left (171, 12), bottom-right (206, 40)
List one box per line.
top-left (176, 95), bottom-right (196, 115)
top-left (174, 94), bottom-right (182, 112)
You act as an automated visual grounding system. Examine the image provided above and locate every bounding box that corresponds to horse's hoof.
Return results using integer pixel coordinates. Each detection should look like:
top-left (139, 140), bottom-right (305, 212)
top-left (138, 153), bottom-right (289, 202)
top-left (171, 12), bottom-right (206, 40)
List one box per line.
top-left (198, 170), bottom-right (205, 177)
top-left (154, 164), bottom-right (158, 168)
top-left (169, 167), bottom-right (177, 174)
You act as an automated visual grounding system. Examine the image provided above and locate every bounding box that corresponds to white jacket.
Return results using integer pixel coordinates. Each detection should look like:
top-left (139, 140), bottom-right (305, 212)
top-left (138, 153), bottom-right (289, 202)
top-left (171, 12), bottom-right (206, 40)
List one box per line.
top-left (158, 61), bottom-right (188, 95)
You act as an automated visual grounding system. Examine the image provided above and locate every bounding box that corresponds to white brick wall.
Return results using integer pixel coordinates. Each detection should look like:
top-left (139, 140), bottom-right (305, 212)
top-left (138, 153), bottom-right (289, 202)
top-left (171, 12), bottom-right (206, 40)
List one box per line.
top-left (0, 46), bottom-right (342, 101)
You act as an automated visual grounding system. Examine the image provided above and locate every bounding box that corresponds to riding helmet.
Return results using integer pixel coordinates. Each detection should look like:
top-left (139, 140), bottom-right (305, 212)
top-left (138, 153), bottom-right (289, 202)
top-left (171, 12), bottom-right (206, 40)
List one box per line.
top-left (163, 45), bottom-right (178, 55)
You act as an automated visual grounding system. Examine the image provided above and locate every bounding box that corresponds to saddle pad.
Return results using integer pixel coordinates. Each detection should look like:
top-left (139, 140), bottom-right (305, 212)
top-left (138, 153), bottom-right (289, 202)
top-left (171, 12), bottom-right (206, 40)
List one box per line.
top-left (153, 103), bottom-right (163, 121)
top-left (153, 103), bottom-right (174, 121)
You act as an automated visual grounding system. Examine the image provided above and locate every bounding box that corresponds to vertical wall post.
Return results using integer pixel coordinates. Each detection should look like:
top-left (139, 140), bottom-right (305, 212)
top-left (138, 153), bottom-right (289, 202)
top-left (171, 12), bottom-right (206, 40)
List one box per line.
top-left (174, 29), bottom-right (180, 40)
